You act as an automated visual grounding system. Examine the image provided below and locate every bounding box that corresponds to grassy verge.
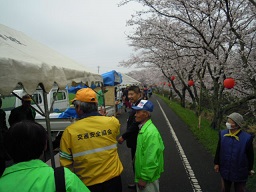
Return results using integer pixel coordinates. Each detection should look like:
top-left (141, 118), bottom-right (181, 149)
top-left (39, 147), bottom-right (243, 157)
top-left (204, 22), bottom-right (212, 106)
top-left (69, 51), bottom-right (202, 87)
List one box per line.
top-left (158, 95), bottom-right (256, 191)
top-left (159, 95), bottom-right (219, 154)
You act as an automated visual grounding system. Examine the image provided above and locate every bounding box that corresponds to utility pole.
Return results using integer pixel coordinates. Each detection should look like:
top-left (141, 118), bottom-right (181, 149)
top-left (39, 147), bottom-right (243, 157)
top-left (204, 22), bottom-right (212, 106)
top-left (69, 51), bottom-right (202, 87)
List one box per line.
top-left (97, 66), bottom-right (100, 74)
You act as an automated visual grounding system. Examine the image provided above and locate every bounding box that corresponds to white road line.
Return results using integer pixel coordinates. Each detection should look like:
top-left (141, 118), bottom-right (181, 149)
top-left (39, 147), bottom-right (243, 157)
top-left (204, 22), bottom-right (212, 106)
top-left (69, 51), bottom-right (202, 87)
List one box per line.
top-left (156, 100), bottom-right (202, 192)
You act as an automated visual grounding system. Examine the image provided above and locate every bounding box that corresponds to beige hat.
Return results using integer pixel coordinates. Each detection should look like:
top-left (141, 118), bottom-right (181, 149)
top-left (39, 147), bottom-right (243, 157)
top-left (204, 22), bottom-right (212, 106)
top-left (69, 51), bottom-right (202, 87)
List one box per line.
top-left (227, 112), bottom-right (244, 128)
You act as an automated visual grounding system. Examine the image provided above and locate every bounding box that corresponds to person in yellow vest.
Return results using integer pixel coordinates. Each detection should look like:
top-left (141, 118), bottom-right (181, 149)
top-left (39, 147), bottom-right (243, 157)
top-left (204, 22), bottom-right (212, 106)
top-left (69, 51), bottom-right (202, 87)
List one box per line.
top-left (60, 88), bottom-right (123, 192)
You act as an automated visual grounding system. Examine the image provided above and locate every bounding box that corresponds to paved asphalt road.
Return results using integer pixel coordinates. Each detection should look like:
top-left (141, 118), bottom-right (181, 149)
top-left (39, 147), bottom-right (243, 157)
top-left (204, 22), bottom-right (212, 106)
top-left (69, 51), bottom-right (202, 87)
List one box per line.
top-left (6, 94), bottom-right (252, 191)
top-left (118, 94), bottom-right (221, 192)
top-left (44, 94), bottom-right (222, 191)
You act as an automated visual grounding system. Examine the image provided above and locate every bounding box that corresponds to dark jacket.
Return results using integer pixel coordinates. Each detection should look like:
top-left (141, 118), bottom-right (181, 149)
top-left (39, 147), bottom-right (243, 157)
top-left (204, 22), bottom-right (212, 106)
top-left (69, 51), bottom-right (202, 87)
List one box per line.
top-left (214, 129), bottom-right (254, 182)
top-left (121, 99), bottom-right (141, 149)
top-left (0, 109), bottom-right (8, 159)
top-left (123, 89), bottom-right (129, 102)
top-left (8, 106), bottom-right (35, 127)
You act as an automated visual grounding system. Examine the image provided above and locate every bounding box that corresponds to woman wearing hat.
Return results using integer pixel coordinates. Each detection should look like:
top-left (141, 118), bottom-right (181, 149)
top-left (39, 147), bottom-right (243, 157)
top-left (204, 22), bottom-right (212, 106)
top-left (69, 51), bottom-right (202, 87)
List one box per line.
top-left (214, 112), bottom-right (254, 192)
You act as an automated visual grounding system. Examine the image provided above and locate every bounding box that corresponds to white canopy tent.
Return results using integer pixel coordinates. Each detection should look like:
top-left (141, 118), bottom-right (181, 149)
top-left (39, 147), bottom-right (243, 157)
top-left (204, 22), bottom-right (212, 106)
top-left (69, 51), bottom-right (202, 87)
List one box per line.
top-left (119, 73), bottom-right (141, 87)
top-left (0, 24), bottom-right (103, 167)
top-left (0, 24), bottom-right (102, 95)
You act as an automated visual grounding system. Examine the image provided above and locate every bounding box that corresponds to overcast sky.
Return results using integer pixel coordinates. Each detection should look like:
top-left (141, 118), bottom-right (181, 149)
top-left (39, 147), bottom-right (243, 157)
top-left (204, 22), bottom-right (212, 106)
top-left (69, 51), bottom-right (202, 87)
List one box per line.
top-left (0, 0), bottom-right (141, 74)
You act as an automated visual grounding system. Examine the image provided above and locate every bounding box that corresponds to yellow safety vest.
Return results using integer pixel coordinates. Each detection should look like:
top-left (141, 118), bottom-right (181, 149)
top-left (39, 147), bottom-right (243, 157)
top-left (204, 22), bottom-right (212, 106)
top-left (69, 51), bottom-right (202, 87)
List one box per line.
top-left (60, 116), bottom-right (123, 186)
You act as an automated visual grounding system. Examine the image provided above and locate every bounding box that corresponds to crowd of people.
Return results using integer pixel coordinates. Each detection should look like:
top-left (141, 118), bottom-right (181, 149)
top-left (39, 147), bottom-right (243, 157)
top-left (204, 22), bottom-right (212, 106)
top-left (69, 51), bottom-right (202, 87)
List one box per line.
top-left (0, 85), bottom-right (254, 192)
top-left (0, 86), bottom-right (165, 192)
top-left (114, 85), bottom-right (153, 115)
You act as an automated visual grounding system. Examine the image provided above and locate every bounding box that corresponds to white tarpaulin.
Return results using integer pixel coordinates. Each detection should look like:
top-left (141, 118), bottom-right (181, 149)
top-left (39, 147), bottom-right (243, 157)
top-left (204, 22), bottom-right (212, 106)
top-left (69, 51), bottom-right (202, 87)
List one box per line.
top-left (0, 24), bottom-right (102, 95)
top-left (0, 24), bottom-right (103, 168)
top-left (120, 73), bottom-right (141, 86)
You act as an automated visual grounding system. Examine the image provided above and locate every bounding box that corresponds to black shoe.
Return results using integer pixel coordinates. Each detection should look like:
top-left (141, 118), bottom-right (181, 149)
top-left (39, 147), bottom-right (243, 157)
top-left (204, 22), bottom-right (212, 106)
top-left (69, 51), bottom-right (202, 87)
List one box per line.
top-left (128, 183), bottom-right (136, 189)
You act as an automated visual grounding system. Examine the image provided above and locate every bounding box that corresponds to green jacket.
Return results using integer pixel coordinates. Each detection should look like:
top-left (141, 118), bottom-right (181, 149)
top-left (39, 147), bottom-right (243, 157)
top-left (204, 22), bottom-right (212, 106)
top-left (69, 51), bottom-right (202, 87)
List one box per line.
top-left (97, 89), bottom-right (108, 107)
top-left (0, 159), bottom-right (90, 192)
top-left (135, 119), bottom-right (164, 183)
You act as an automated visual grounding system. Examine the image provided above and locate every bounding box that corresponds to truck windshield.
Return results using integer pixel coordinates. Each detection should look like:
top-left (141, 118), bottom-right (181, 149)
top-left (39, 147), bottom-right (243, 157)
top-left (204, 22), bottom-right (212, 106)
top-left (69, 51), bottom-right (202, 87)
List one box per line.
top-left (53, 91), bottom-right (66, 101)
top-left (1, 95), bottom-right (16, 111)
top-left (31, 93), bottom-right (42, 105)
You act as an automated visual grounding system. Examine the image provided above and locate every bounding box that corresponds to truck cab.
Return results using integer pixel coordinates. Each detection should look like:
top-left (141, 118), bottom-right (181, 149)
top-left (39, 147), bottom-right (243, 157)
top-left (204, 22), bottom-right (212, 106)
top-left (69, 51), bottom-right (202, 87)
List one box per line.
top-left (1, 86), bottom-right (115, 131)
top-left (1, 86), bottom-right (70, 128)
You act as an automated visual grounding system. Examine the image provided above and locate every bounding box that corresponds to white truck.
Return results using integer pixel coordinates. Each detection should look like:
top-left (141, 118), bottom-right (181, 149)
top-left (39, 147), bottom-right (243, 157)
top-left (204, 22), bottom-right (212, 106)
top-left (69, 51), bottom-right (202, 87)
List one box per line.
top-left (2, 86), bottom-right (115, 133)
top-left (2, 86), bottom-right (72, 130)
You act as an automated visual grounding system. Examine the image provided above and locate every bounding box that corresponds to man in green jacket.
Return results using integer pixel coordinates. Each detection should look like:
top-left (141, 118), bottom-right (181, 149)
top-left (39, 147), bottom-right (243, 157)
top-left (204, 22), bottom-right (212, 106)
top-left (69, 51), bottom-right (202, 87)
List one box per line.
top-left (132, 100), bottom-right (164, 192)
top-left (0, 120), bottom-right (90, 192)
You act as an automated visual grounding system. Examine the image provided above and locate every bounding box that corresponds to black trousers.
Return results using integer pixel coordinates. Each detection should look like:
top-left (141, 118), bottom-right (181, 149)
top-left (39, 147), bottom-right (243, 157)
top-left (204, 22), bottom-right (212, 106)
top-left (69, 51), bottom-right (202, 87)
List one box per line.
top-left (131, 147), bottom-right (136, 173)
top-left (221, 178), bottom-right (246, 192)
top-left (87, 175), bottom-right (122, 192)
top-left (0, 157), bottom-right (5, 176)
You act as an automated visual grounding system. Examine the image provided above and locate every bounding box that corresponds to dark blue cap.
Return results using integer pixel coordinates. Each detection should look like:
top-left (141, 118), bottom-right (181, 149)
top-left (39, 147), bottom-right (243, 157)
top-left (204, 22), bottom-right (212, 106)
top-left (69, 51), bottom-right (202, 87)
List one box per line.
top-left (132, 100), bottom-right (154, 112)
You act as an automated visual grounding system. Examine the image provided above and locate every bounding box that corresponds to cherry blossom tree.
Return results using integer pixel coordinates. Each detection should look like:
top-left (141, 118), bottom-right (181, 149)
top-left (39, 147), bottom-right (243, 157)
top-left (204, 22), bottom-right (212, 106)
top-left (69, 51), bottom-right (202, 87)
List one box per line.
top-left (119, 0), bottom-right (256, 129)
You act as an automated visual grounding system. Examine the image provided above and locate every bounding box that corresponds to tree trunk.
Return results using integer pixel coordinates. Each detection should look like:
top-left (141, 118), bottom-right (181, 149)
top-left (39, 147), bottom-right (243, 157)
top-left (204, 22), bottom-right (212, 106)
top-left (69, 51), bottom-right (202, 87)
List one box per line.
top-left (180, 87), bottom-right (186, 107)
top-left (211, 108), bottom-right (223, 129)
top-left (210, 79), bottom-right (222, 129)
